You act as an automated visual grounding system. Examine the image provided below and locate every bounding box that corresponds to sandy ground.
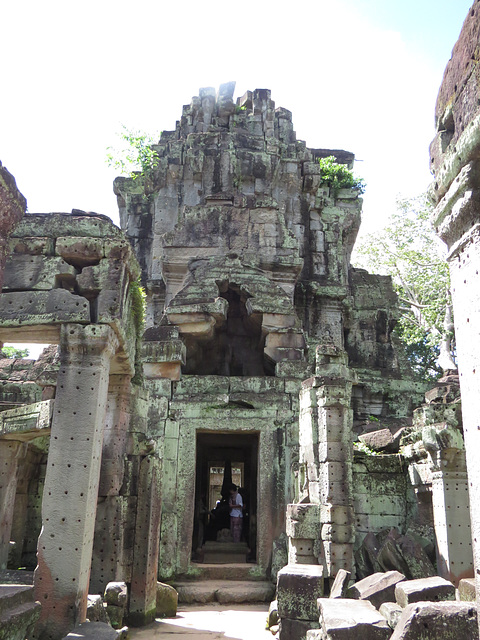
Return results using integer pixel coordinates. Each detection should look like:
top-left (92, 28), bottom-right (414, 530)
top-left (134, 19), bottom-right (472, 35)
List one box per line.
top-left (129, 604), bottom-right (275, 639)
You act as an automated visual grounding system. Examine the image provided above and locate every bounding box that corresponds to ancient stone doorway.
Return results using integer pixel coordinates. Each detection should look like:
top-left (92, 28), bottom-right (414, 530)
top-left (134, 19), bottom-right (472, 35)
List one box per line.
top-left (193, 432), bottom-right (258, 563)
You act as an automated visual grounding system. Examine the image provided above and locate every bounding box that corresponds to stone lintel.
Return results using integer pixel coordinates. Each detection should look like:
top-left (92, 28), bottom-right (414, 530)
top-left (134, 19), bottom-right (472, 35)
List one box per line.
top-left (301, 375), bottom-right (347, 390)
top-left (142, 340), bottom-right (186, 365)
top-left (0, 290), bottom-right (90, 328)
top-left (0, 400), bottom-right (53, 440)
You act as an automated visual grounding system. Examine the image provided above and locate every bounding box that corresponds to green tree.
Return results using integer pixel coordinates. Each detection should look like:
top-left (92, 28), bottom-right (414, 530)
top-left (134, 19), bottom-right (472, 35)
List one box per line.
top-left (354, 194), bottom-right (455, 381)
top-left (1, 346), bottom-right (29, 358)
top-left (106, 125), bottom-right (160, 178)
top-left (318, 156), bottom-right (366, 197)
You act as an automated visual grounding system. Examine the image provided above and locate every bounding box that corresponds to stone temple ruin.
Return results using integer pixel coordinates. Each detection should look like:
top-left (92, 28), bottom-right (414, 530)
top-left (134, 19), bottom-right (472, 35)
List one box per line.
top-left (1, 19), bottom-right (480, 635)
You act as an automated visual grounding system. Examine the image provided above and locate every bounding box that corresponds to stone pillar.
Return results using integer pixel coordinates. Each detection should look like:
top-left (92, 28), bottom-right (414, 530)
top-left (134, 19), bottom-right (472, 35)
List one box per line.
top-left (297, 346), bottom-right (355, 578)
top-left (0, 440), bottom-right (24, 569)
top-left (0, 162), bottom-right (26, 290)
top-left (90, 374), bottom-right (132, 593)
top-left (128, 455), bottom-right (161, 626)
top-left (433, 179), bottom-right (480, 628)
top-left (423, 424), bottom-right (473, 585)
top-left (34, 324), bottom-right (118, 640)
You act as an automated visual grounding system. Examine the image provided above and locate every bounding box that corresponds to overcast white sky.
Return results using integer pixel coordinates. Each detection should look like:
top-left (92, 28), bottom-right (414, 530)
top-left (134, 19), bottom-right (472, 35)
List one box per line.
top-left (0, 0), bottom-right (473, 355)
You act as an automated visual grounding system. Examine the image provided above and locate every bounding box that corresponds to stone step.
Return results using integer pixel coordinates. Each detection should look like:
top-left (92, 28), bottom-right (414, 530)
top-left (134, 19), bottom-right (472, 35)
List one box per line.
top-left (0, 585), bottom-right (36, 618)
top-left (201, 542), bottom-right (250, 563)
top-left (188, 562), bottom-right (267, 581)
top-left (0, 600), bottom-right (41, 640)
top-left (174, 580), bottom-right (275, 604)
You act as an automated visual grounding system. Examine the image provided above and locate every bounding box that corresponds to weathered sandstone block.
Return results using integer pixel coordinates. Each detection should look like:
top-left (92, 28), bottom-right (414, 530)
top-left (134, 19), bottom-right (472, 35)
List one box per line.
top-left (347, 571), bottom-right (405, 609)
top-left (395, 576), bottom-right (455, 608)
top-left (317, 598), bottom-right (391, 639)
top-left (277, 564), bottom-right (324, 621)
top-left (390, 601), bottom-right (477, 639)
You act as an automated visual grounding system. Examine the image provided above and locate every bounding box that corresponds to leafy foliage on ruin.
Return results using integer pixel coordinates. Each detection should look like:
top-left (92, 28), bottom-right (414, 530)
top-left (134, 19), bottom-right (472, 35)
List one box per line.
top-left (1, 346), bottom-right (29, 358)
top-left (129, 279), bottom-right (147, 386)
top-left (318, 156), bottom-right (366, 196)
top-left (107, 126), bottom-right (160, 179)
top-left (354, 194), bottom-right (454, 381)
top-left (129, 280), bottom-right (147, 338)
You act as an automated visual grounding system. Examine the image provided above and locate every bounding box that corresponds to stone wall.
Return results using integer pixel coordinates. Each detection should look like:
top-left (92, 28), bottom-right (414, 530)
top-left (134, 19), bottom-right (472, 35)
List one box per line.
top-left (0, 161), bottom-right (26, 290)
top-left (0, 211), bottom-right (164, 639)
top-left (430, 1), bottom-right (480, 631)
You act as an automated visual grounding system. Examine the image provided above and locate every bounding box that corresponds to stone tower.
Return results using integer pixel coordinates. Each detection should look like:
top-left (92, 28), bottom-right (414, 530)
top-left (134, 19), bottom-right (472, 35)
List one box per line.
top-left (114, 83), bottom-right (423, 579)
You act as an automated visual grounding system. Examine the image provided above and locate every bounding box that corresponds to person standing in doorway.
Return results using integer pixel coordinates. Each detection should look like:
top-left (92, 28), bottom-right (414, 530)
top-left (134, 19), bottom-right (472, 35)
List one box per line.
top-left (229, 483), bottom-right (243, 543)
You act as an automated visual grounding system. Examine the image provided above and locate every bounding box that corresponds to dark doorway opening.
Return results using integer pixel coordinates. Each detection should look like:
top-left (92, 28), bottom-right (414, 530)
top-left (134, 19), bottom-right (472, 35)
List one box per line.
top-left (183, 283), bottom-right (275, 376)
top-left (193, 432), bottom-right (258, 563)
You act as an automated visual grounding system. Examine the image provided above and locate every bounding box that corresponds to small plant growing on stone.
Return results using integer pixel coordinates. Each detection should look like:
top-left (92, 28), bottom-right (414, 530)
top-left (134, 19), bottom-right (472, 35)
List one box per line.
top-left (318, 155), bottom-right (365, 197)
top-left (107, 125), bottom-right (160, 179)
top-left (129, 279), bottom-right (147, 386)
top-left (353, 440), bottom-right (380, 456)
top-left (129, 280), bottom-right (146, 338)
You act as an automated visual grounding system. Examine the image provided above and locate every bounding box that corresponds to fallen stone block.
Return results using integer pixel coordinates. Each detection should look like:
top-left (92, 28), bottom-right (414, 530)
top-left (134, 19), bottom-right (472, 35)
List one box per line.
top-left (279, 616), bottom-right (319, 640)
top-left (104, 582), bottom-right (128, 607)
top-left (317, 598), bottom-right (391, 639)
top-left (459, 577), bottom-right (476, 601)
top-left (375, 528), bottom-right (435, 580)
top-left (379, 602), bottom-right (403, 629)
top-left (330, 569), bottom-right (351, 598)
top-left (86, 594), bottom-right (109, 623)
top-left (347, 571), bottom-right (405, 609)
top-left (376, 530), bottom-right (410, 577)
top-left (395, 576), bottom-right (455, 608)
top-left (393, 533), bottom-right (436, 579)
top-left (105, 605), bottom-right (124, 630)
top-left (359, 429), bottom-right (394, 452)
top-left (156, 581), bottom-right (178, 617)
top-left (361, 532), bottom-right (382, 571)
top-left (390, 601), bottom-right (477, 639)
top-left (354, 542), bottom-right (375, 580)
top-left (277, 563), bottom-right (324, 620)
